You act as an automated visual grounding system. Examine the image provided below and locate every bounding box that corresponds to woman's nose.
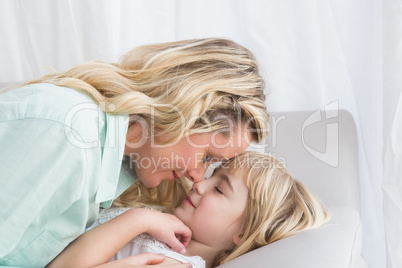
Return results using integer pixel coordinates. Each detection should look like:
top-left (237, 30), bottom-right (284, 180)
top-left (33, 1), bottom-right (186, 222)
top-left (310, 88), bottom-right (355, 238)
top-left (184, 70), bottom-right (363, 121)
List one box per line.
top-left (185, 164), bottom-right (209, 183)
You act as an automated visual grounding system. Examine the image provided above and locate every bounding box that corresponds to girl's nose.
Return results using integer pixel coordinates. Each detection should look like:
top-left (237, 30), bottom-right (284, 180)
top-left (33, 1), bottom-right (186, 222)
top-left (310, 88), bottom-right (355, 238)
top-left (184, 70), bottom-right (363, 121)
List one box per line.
top-left (192, 179), bottom-right (207, 195)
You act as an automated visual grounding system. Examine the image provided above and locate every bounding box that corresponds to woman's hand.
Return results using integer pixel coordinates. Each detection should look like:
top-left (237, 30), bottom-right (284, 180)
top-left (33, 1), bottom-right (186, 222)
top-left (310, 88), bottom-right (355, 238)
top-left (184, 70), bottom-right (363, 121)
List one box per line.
top-left (137, 209), bottom-right (192, 254)
top-left (96, 253), bottom-right (191, 268)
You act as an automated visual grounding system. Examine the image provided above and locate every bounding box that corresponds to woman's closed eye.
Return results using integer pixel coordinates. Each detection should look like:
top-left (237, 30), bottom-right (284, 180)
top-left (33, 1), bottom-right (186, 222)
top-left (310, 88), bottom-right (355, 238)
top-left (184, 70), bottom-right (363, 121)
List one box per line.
top-left (203, 155), bottom-right (211, 163)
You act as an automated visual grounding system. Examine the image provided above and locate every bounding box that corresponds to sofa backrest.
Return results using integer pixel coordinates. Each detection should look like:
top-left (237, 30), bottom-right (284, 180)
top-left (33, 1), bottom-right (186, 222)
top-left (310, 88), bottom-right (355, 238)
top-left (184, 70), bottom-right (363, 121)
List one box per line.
top-left (263, 109), bottom-right (360, 211)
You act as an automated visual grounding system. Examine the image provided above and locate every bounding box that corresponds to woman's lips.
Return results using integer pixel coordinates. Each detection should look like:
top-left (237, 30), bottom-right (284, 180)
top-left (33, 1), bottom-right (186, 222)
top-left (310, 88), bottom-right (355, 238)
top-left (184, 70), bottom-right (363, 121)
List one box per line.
top-left (184, 195), bottom-right (195, 208)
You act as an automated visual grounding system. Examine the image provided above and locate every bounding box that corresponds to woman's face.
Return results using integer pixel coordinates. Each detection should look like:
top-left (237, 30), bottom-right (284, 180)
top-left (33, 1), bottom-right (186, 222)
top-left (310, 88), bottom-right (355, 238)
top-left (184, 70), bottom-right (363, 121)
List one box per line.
top-left (173, 168), bottom-right (248, 250)
top-left (124, 123), bottom-right (251, 187)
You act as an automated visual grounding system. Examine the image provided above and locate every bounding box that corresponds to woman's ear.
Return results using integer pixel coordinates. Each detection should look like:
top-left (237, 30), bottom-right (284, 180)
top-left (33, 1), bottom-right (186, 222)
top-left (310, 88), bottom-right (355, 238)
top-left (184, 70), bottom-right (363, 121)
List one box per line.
top-left (233, 233), bottom-right (243, 245)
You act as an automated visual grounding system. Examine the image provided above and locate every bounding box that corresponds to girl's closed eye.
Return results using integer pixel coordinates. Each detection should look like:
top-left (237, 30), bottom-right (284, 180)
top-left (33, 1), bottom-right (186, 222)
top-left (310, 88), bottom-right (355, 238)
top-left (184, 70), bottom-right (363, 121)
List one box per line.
top-left (215, 186), bottom-right (224, 194)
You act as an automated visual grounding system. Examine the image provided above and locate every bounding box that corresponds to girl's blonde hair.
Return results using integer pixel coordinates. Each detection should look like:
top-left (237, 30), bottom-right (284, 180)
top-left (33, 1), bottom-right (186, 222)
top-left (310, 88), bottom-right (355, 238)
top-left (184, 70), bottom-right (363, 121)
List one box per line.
top-left (214, 152), bottom-right (330, 265)
top-left (27, 38), bottom-right (268, 143)
top-left (114, 152), bottom-right (330, 266)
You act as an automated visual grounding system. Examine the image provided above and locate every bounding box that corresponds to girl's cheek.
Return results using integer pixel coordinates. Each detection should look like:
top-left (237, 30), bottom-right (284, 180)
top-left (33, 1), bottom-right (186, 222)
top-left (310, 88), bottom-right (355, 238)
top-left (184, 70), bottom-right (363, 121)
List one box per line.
top-left (205, 197), bottom-right (220, 211)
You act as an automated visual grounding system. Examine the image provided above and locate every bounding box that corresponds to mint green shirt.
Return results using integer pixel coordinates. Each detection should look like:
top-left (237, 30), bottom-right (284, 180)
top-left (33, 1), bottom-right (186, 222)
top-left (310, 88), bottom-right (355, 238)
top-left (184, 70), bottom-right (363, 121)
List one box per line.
top-left (0, 83), bottom-right (136, 267)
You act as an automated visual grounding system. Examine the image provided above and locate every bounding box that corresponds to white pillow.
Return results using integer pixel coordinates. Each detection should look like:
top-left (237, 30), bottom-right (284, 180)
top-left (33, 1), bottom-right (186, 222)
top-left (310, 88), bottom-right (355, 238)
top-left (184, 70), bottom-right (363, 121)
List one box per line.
top-left (218, 206), bottom-right (368, 268)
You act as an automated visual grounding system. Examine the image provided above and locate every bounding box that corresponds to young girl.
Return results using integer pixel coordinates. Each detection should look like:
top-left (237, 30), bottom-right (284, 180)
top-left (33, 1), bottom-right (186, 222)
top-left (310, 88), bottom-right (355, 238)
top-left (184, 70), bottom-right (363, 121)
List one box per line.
top-left (48, 152), bottom-right (330, 268)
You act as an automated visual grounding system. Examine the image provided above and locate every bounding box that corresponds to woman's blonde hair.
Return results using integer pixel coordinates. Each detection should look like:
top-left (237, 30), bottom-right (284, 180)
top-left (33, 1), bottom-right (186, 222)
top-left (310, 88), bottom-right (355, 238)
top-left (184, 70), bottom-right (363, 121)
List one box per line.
top-left (28, 38), bottom-right (269, 208)
top-left (27, 38), bottom-right (268, 143)
top-left (113, 173), bottom-right (192, 213)
top-left (114, 152), bottom-right (330, 266)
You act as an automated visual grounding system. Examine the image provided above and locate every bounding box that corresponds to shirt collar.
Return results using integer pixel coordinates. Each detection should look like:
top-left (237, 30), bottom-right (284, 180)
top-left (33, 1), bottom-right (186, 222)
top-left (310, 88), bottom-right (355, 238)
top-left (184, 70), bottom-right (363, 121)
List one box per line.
top-left (95, 113), bottom-right (131, 206)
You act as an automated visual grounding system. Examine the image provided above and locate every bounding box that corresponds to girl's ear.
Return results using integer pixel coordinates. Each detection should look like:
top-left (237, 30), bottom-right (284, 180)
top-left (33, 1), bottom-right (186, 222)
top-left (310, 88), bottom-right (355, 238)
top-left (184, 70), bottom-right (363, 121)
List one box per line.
top-left (233, 233), bottom-right (243, 245)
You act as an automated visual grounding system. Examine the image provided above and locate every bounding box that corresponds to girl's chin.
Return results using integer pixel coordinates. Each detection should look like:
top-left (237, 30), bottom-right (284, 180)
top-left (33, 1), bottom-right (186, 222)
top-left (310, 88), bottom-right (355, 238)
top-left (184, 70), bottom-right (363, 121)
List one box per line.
top-left (172, 207), bottom-right (185, 219)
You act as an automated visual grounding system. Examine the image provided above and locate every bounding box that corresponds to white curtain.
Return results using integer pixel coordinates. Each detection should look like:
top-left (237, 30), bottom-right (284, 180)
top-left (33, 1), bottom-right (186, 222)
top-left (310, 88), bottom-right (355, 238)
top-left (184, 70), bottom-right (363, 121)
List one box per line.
top-left (383, 0), bottom-right (402, 267)
top-left (1, 0), bottom-right (399, 267)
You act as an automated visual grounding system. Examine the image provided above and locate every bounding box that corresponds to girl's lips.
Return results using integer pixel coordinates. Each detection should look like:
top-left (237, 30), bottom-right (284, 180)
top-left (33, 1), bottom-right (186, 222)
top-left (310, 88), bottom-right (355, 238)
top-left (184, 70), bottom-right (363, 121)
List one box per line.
top-left (184, 195), bottom-right (195, 208)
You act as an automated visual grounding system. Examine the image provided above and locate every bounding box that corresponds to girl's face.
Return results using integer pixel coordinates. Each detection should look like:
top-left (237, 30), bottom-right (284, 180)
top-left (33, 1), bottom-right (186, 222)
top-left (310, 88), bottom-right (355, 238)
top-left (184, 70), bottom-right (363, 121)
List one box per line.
top-left (173, 168), bottom-right (248, 250)
top-left (124, 123), bottom-right (251, 187)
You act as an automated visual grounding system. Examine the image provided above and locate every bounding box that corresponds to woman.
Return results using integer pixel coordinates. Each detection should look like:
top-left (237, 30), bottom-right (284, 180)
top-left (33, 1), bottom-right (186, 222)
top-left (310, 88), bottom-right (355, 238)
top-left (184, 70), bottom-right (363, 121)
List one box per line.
top-left (0, 38), bottom-right (269, 267)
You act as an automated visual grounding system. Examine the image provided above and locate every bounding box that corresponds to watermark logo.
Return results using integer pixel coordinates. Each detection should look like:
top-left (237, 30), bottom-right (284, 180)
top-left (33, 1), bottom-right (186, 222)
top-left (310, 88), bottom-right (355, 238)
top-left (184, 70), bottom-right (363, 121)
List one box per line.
top-left (62, 100), bottom-right (339, 175)
top-left (302, 100), bottom-right (339, 167)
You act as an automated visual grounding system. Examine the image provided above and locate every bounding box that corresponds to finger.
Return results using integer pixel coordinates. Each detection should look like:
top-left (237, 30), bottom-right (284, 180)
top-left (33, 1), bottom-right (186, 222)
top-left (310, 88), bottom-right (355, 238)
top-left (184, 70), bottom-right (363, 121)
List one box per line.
top-left (166, 237), bottom-right (187, 255)
top-left (179, 224), bottom-right (192, 247)
top-left (179, 231), bottom-right (192, 248)
top-left (168, 225), bottom-right (192, 253)
top-left (175, 226), bottom-right (191, 249)
top-left (130, 253), bottom-right (166, 265)
top-left (146, 255), bottom-right (166, 265)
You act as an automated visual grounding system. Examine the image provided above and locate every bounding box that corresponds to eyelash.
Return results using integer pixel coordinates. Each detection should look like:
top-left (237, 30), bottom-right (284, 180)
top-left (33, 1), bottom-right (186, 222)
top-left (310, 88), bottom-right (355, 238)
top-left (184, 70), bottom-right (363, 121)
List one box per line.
top-left (215, 186), bottom-right (223, 194)
top-left (203, 155), bottom-right (211, 163)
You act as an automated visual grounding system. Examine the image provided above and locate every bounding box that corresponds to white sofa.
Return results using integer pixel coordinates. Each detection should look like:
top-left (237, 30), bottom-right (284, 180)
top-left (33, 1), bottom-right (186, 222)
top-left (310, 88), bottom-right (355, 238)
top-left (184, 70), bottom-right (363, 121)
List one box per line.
top-left (219, 109), bottom-right (368, 268)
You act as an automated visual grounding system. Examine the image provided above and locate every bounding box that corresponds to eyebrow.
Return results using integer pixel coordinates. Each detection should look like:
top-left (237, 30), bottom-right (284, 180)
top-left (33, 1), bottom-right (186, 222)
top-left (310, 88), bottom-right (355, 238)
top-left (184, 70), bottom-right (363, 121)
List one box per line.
top-left (219, 173), bottom-right (234, 193)
top-left (209, 151), bottom-right (233, 164)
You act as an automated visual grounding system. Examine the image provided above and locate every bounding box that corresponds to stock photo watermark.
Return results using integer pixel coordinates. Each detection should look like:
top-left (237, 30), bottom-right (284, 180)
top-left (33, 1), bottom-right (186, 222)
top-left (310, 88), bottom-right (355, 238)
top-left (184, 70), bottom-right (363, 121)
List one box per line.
top-left (62, 100), bottom-right (340, 173)
top-left (302, 101), bottom-right (339, 167)
top-left (266, 100), bottom-right (339, 167)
